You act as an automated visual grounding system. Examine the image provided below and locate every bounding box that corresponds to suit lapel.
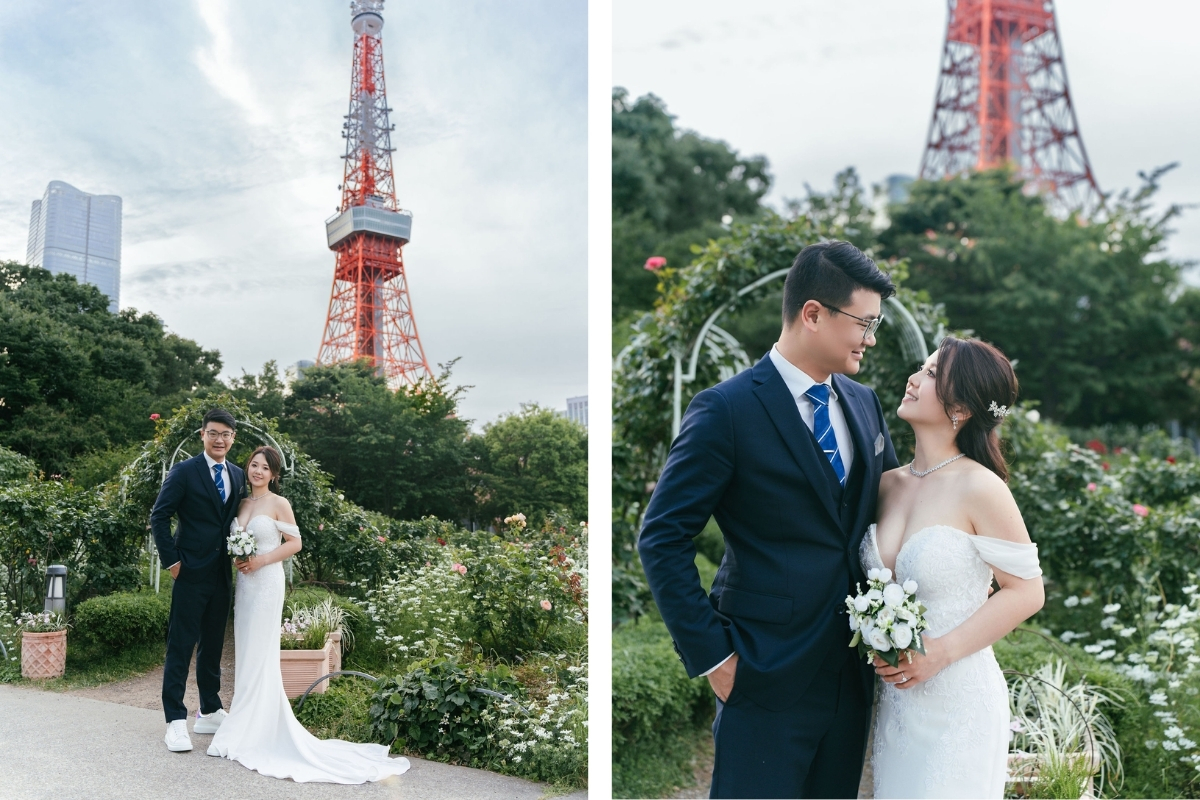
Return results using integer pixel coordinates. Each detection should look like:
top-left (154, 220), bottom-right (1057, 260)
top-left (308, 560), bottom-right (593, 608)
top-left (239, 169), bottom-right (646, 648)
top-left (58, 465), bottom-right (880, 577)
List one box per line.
top-left (834, 375), bottom-right (877, 546)
top-left (752, 358), bottom-right (840, 526)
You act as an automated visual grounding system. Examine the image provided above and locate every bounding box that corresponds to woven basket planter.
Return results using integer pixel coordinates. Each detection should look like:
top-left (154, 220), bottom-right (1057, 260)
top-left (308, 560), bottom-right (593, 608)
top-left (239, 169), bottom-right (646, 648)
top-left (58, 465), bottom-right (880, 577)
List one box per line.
top-left (21, 630), bottom-right (67, 680)
top-left (280, 632), bottom-right (340, 699)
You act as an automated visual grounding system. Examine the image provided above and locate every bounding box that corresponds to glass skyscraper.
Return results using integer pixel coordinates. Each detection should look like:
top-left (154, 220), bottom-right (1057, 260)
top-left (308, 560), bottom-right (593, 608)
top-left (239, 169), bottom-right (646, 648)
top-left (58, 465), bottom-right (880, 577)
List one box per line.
top-left (26, 180), bottom-right (122, 312)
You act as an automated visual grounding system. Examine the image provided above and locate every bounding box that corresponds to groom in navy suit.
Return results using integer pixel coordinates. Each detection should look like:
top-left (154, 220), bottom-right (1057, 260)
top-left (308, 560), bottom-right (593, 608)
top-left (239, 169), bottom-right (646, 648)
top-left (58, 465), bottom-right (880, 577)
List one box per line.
top-left (151, 408), bottom-right (245, 753)
top-left (639, 241), bottom-right (901, 798)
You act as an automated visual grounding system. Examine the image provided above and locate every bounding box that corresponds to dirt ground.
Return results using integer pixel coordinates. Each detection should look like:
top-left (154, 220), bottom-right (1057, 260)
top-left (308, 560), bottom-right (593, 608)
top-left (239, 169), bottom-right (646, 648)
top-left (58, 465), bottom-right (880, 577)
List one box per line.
top-left (64, 621), bottom-right (236, 718)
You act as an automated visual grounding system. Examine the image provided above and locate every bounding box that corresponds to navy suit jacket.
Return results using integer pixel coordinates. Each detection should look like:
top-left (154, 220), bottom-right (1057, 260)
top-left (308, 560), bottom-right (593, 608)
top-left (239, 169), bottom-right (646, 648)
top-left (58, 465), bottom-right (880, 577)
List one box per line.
top-left (151, 454), bottom-right (245, 581)
top-left (638, 352), bottom-right (900, 709)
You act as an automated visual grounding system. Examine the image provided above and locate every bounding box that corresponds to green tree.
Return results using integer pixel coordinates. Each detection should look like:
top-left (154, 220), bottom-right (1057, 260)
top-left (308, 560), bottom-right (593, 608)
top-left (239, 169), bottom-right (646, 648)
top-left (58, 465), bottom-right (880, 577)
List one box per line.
top-left (877, 167), bottom-right (1200, 425)
top-left (280, 360), bottom-right (478, 523)
top-left (0, 262), bottom-right (222, 475)
top-left (478, 405), bottom-right (587, 527)
top-left (228, 360), bottom-right (287, 421)
top-left (612, 88), bottom-right (772, 328)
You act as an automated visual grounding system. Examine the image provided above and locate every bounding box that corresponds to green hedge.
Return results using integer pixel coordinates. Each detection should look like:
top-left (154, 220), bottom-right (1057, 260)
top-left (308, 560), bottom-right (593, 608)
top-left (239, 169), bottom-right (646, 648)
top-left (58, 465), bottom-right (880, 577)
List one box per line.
top-left (613, 616), bottom-right (714, 799)
top-left (72, 590), bottom-right (171, 651)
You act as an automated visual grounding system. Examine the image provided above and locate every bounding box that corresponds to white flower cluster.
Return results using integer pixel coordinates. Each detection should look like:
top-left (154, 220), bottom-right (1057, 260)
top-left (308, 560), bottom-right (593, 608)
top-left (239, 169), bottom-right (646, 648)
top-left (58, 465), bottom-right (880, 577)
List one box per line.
top-left (227, 525), bottom-right (257, 558)
top-left (494, 655), bottom-right (588, 770)
top-left (845, 567), bottom-right (929, 665)
top-left (364, 550), bottom-right (472, 662)
top-left (1072, 580), bottom-right (1200, 772)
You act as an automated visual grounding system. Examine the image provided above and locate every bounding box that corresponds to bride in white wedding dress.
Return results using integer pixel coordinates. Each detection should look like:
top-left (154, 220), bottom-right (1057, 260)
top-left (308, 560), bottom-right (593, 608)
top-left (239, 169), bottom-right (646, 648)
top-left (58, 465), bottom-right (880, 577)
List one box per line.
top-left (205, 446), bottom-right (410, 783)
top-left (863, 337), bottom-right (1044, 799)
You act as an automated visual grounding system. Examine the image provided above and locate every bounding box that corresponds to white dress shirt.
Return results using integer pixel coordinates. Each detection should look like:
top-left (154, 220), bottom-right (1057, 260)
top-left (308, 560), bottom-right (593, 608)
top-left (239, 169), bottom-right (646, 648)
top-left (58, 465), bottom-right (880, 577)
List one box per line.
top-left (203, 451), bottom-right (233, 504)
top-left (702, 346), bottom-right (858, 677)
top-left (767, 344), bottom-right (855, 476)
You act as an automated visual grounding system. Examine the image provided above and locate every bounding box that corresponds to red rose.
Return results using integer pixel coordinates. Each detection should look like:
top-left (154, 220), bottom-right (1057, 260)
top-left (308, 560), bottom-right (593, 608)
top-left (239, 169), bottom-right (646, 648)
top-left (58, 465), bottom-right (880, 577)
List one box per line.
top-left (149, 413), bottom-right (160, 421)
top-left (1101, 462), bottom-right (1110, 471)
top-left (437, 537), bottom-right (447, 546)
top-left (1085, 439), bottom-right (1107, 455)
top-left (1167, 456), bottom-right (1177, 464)
top-left (643, 256), bottom-right (667, 271)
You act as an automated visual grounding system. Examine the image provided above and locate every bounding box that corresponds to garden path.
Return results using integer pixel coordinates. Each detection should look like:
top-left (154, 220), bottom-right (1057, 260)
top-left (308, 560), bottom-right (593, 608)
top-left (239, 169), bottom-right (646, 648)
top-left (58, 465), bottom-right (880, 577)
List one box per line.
top-left (3, 623), bottom-right (585, 800)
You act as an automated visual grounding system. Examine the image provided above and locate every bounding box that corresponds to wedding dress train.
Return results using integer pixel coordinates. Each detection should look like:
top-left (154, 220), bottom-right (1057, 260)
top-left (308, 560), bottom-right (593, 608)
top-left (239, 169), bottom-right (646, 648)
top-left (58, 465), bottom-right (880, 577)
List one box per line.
top-left (208, 515), bottom-right (410, 783)
top-left (860, 523), bottom-right (1041, 798)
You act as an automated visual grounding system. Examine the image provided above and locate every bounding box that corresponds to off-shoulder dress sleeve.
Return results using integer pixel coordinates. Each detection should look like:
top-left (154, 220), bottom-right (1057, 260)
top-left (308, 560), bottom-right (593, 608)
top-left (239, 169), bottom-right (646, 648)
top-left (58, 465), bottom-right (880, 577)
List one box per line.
top-left (969, 535), bottom-right (1041, 579)
top-left (274, 520), bottom-right (301, 539)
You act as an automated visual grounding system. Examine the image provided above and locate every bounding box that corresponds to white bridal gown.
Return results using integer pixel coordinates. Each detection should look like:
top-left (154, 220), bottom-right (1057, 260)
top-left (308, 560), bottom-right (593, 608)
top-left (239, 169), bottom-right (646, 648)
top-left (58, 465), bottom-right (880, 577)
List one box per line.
top-left (208, 515), bottom-right (410, 783)
top-left (860, 523), bottom-right (1042, 799)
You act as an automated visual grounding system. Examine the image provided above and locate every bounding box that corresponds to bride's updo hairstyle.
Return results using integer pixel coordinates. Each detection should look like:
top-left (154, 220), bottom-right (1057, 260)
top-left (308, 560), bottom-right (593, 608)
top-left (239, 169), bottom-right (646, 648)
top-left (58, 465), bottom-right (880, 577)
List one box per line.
top-left (245, 445), bottom-right (284, 493)
top-left (934, 336), bottom-right (1018, 482)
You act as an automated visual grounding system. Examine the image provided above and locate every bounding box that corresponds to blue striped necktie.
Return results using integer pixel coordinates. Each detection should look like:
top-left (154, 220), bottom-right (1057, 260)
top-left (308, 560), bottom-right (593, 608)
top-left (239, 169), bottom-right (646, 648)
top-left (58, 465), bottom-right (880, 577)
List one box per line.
top-left (804, 384), bottom-right (846, 486)
top-left (213, 462), bottom-right (226, 502)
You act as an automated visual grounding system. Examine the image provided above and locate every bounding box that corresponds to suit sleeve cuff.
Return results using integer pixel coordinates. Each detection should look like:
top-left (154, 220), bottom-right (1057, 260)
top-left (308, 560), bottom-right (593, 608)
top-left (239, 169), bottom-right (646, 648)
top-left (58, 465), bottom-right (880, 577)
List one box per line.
top-left (701, 652), bottom-right (735, 676)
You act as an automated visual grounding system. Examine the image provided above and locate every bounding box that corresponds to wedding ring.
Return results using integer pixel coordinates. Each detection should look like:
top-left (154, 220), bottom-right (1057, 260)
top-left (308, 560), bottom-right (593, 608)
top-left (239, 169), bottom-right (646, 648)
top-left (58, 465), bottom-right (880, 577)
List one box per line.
top-left (898, 673), bottom-right (907, 683)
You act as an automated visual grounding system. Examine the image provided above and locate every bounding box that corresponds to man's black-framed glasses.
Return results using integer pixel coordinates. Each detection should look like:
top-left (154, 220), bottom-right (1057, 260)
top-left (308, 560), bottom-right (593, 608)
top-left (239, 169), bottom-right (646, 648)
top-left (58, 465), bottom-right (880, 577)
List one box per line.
top-left (820, 302), bottom-right (884, 340)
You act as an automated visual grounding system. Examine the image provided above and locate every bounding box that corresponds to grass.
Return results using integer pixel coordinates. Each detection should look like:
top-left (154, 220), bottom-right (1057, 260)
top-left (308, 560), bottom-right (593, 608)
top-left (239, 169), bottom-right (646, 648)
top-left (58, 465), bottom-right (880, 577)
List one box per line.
top-left (291, 674), bottom-right (377, 742)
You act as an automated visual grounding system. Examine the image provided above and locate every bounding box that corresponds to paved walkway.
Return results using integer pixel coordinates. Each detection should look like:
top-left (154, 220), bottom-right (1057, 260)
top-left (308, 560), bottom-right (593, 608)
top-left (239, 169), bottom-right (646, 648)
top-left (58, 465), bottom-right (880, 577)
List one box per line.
top-left (0, 685), bottom-right (585, 800)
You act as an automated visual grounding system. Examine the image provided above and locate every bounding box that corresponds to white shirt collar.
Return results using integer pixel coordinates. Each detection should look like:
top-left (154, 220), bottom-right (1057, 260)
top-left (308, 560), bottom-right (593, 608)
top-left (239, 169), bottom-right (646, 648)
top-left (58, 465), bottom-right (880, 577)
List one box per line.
top-left (769, 344), bottom-right (839, 402)
top-left (203, 451), bottom-right (227, 471)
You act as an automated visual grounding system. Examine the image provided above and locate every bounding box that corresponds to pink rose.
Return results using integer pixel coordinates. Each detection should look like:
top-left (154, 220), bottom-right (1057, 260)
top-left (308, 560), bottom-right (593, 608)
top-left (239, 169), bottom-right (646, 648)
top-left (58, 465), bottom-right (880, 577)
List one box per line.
top-left (643, 256), bottom-right (667, 271)
top-left (149, 413), bottom-right (160, 421)
top-left (1086, 482), bottom-right (1097, 492)
top-left (377, 535), bottom-right (386, 543)
top-left (540, 600), bottom-right (552, 611)
top-left (452, 563), bottom-right (467, 575)
top-left (1133, 504), bottom-right (1149, 517)
top-left (318, 523), bottom-right (324, 531)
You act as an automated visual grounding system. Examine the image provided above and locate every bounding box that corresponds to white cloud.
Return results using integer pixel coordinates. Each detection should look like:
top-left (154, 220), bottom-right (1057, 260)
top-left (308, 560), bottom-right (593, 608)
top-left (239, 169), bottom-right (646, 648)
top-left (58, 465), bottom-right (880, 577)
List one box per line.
top-left (0, 0), bottom-right (587, 427)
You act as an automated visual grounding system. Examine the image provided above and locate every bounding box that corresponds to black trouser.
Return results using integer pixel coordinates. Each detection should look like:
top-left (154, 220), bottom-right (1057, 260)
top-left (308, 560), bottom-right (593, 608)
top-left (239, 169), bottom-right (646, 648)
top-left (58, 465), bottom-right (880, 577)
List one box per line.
top-left (709, 653), bottom-right (869, 799)
top-left (162, 563), bottom-right (230, 723)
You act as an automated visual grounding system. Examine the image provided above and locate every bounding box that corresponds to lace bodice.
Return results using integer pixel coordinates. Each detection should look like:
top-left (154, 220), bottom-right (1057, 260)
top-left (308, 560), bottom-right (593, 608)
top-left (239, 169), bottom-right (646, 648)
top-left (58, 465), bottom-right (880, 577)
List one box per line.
top-left (233, 515), bottom-right (300, 557)
top-left (861, 524), bottom-right (1042, 797)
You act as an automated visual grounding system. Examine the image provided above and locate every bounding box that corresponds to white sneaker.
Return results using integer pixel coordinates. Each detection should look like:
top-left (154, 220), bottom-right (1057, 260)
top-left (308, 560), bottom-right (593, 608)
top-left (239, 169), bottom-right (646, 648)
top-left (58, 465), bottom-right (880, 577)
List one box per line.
top-left (207, 742), bottom-right (222, 757)
top-left (165, 719), bottom-right (192, 752)
top-left (193, 708), bottom-right (227, 735)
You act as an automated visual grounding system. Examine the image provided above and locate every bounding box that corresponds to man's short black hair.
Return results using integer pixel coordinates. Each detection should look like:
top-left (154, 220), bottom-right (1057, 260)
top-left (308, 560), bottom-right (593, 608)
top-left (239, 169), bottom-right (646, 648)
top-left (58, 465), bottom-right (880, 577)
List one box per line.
top-left (202, 408), bottom-right (237, 431)
top-left (781, 240), bottom-right (896, 327)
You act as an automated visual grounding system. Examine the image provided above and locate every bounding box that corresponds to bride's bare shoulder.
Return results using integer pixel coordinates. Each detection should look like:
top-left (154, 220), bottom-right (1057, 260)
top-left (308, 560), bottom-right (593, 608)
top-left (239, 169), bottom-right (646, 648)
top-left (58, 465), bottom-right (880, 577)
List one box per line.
top-left (880, 466), bottom-right (908, 495)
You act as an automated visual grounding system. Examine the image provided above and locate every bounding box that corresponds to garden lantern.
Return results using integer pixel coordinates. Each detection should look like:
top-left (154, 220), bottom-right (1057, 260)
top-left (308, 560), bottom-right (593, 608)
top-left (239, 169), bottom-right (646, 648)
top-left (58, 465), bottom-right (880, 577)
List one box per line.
top-left (44, 564), bottom-right (66, 615)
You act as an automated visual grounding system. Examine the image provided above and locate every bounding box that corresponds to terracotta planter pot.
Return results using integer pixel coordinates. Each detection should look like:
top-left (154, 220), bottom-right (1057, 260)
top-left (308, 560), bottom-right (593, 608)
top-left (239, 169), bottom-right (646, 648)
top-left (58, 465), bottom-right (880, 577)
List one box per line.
top-left (279, 632), bottom-right (339, 699)
top-left (21, 630), bottom-right (67, 680)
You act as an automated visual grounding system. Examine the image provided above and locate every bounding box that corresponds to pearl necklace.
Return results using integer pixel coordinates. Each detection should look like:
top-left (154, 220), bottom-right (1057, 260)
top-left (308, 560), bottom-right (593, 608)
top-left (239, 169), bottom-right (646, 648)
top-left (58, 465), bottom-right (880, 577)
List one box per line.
top-left (909, 453), bottom-right (966, 478)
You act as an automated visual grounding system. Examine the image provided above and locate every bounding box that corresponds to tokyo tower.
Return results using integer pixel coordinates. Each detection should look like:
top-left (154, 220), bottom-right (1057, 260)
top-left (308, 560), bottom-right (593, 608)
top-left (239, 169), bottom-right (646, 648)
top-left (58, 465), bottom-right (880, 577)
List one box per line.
top-left (918, 0), bottom-right (1102, 215)
top-left (317, 0), bottom-right (431, 389)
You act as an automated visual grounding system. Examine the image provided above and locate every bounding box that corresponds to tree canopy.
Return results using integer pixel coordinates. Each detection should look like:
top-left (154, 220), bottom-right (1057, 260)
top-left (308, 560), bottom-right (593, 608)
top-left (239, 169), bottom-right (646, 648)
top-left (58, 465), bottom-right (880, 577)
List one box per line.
top-left (0, 262), bottom-right (222, 475)
top-left (878, 167), bottom-right (1200, 426)
top-left (612, 88), bottom-right (772, 326)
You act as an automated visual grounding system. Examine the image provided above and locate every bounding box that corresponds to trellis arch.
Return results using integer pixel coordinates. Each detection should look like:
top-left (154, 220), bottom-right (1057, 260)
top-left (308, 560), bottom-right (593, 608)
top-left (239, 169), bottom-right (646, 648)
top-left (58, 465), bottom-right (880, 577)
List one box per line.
top-left (612, 214), bottom-right (947, 515)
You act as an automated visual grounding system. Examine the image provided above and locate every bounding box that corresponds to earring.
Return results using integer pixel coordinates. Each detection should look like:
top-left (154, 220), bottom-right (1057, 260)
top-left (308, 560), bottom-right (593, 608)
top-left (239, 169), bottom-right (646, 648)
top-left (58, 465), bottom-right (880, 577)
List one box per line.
top-left (951, 414), bottom-right (959, 431)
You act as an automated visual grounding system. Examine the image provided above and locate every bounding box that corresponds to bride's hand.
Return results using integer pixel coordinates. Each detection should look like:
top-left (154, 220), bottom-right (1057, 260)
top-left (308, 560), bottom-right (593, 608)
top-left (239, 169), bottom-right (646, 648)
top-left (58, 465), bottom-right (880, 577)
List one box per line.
top-left (236, 556), bottom-right (262, 574)
top-left (872, 636), bottom-right (948, 689)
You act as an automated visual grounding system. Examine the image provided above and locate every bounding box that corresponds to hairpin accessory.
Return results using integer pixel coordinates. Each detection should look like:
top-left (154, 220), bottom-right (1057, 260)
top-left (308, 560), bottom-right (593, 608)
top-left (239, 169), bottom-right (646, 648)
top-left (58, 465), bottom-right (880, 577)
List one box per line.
top-left (989, 401), bottom-right (1011, 419)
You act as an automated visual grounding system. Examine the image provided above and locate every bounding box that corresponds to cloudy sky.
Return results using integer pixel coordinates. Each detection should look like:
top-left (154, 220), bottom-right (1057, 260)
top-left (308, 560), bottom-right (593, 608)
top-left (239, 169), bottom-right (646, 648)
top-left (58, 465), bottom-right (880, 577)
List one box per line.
top-left (0, 0), bottom-right (587, 429)
top-left (614, 0), bottom-right (1200, 278)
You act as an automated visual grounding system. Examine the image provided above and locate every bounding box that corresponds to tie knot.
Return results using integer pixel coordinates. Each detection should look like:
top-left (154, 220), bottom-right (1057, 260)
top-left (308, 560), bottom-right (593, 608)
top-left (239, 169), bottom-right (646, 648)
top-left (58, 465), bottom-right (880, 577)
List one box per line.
top-left (213, 463), bottom-right (224, 474)
top-left (804, 383), bottom-right (830, 407)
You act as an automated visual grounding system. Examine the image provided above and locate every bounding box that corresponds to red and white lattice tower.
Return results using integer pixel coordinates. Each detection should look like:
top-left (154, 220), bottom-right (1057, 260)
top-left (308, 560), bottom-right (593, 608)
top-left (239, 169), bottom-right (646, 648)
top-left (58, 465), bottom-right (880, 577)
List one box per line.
top-left (919, 0), bottom-right (1103, 214)
top-left (318, 0), bottom-right (431, 389)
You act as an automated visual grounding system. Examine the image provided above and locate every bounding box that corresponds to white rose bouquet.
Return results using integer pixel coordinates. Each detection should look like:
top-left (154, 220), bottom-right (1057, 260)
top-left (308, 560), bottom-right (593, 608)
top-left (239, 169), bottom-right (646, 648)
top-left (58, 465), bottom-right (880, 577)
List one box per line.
top-left (227, 524), bottom-right (257, 561)
top-left (845, 567), bottom-right (930, 668)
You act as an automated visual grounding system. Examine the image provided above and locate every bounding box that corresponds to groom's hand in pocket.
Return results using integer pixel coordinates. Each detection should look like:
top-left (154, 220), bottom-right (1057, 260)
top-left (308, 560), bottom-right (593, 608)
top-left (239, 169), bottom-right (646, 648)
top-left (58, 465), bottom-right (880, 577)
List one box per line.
top-left (707, 653), bottom-right (739, 702)
top-left (168, 562), bottom-right (180, 580)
